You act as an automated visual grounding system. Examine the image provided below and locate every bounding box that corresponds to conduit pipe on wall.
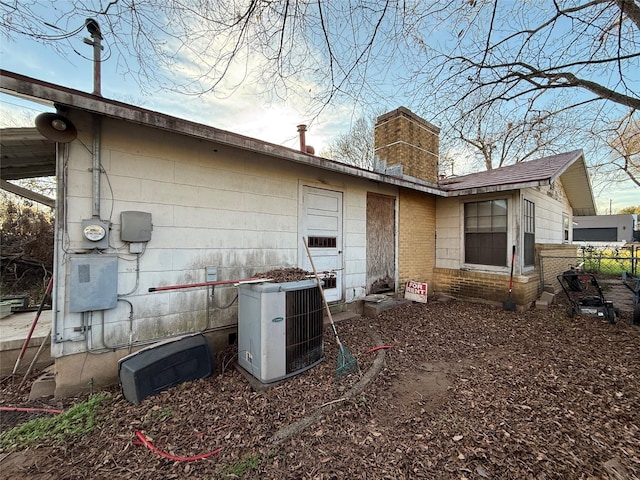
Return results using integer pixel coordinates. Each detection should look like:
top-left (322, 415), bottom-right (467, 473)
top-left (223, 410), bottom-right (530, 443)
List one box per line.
top-left (92, 115), bottom-right (101, 218)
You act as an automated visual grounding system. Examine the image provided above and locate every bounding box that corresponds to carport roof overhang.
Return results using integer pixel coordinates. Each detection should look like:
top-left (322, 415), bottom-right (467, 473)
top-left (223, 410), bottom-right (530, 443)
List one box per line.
top-left (1, 127), bottom-right (56, 180)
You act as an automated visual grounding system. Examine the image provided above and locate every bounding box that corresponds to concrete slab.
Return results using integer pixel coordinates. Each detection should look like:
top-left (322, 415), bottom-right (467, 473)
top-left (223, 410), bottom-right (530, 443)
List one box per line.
top-left (234, 362), bottom-right (286, 392)
top-left (0, 309), bottom-right (52, 350)
top-left (29, 365), bottom-right (56, 400)
top-left (535, 300), bottom-right (549, 310)
top-left (364, 297), bottom-right (412, 317)
top-left (539, 291), bottom-right (555, 304)
top-left (598, 279), bottom-right (635, 313)
top-left (0, 309), bottom-right (53, 375)
top-left (326, 311), bottom-right (360, 326)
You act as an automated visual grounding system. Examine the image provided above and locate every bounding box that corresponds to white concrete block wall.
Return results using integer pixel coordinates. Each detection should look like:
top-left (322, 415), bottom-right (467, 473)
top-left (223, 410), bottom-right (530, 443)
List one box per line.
top-left (53, 115), bottom-right (397, 357)
top-left (434, 197), bottom-right (461, 269)
top-left (522, 184), bottom-right (572, 244)
top-left (436, 190), bottom-right (555, 273)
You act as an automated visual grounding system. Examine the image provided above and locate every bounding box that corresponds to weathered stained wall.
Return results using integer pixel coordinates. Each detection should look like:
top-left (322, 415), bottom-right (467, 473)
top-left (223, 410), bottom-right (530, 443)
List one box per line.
top-left (522, 180), bottom-right (572, 244)
top-left (52, 110), bottom-right (397, 396)
top-left (433, 267), bottom-right (537, 307)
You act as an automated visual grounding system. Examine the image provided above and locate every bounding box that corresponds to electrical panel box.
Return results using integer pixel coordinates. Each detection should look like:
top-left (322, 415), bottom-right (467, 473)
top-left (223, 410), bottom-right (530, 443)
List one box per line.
top-left (69, 255), bottom-right (118, 312)
top-left (120, 211), bottom-right (153, 243)
top-left (206, 266), bottom-right (218, 282)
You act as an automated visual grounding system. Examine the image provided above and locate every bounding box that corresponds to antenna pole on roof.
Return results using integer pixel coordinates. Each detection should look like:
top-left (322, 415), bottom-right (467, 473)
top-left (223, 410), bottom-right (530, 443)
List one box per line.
top-left (83, 19), bottom-right (103, 96)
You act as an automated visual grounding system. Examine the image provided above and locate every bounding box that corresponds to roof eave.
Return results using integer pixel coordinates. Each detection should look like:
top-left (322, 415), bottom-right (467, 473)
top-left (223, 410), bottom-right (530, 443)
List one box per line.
top-left (442, 180), bottom-right (549, 197)
top-left (1, 70), bottom-right (445, 196)
top-left (557, 154), bottom-right (597, 216)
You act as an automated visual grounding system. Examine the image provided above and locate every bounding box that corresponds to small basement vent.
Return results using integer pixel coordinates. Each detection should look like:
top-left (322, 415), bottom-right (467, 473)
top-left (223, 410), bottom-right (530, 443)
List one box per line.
top-left (238, 280), bottom-right (324, 384)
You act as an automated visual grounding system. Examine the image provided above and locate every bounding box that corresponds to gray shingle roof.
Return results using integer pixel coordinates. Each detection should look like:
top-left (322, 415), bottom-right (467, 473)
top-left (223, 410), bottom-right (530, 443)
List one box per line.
top-left (438, 150), bottom-right (583, 191)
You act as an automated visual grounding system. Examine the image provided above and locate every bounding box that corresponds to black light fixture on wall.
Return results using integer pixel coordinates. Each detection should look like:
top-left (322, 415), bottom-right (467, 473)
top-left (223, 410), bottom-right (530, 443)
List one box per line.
top-left (35, 112), bottom-right (78, 143)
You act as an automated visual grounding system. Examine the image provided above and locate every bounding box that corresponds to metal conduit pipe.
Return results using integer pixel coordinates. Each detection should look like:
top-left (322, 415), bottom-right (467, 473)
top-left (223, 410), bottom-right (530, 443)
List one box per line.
top-left (92, 115), bottom-right (101, 218)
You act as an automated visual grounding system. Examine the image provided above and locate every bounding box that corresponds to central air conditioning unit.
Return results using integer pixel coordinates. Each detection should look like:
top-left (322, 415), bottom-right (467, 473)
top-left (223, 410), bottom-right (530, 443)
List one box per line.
top-left (237, 279), bottom-right (324, 384)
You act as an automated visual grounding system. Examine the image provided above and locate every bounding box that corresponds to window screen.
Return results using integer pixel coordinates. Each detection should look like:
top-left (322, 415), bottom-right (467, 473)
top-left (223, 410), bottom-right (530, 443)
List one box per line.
top-left (464, 199), bottom-right (508, 266)
top-left (523, 199), bottom-right (535, 267)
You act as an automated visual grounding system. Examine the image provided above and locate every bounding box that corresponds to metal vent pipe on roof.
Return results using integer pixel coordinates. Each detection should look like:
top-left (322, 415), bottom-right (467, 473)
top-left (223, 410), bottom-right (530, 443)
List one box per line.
top-left (297, 124), bottom-right (307, 153)
top-left (297, 124), bottom-right (314, 154)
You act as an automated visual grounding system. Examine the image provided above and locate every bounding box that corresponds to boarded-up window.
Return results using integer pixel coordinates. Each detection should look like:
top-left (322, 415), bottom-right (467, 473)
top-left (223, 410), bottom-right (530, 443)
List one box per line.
top-left (366, 193), bottom-right (395, 294)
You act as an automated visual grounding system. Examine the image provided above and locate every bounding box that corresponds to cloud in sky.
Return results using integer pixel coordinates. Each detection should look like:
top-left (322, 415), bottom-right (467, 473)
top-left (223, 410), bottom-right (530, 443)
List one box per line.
top-left (0, 14), bottom-right (361, 153)
top-left (149, 24), bottom-right (362, 153)
top-left (1, 9), bottom-right (636, 209)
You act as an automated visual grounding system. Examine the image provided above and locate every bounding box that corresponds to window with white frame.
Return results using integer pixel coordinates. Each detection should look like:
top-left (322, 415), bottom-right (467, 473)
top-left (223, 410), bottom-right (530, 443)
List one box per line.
top-left (523, 199), bottom-right (535, 267)
top-left (563, 214), bottom-right (570, 243)
top-left (464, 199), bottom-right (507, 266)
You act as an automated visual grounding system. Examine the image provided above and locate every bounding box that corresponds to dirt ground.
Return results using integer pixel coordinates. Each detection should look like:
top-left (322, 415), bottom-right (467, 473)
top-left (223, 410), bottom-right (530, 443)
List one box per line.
top-left (1, 298), bottom-right (639, 479)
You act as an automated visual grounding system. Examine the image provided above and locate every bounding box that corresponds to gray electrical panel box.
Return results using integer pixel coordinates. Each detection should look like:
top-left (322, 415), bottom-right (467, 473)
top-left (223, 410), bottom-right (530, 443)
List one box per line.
top-left (206, 266), bottom-right (218, 282)
top-left (120, 211), bottom-right (153, 243)
top-left (69, 255), bottom-right (118, 312)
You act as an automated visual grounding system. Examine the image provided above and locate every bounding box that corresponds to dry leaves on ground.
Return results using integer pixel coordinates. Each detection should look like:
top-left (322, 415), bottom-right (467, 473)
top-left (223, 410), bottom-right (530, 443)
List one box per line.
top-left (1, 298), bottom-right (639, 479)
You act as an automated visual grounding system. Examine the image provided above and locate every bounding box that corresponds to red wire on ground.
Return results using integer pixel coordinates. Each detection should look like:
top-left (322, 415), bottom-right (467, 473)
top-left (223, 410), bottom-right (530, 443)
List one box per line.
top-left (0, 406), bottom-right (63, 414)
top-left (363, 345), bottom-right (395, 354)
top-left (133, 430), bottom-right (222, 462)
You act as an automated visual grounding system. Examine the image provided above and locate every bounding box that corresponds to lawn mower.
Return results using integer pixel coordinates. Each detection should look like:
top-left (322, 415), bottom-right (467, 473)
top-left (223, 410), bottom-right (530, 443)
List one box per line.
top-left (622, 271), bottom-right (640, 326)
top-left (557, 269), bottom-right (617, 324)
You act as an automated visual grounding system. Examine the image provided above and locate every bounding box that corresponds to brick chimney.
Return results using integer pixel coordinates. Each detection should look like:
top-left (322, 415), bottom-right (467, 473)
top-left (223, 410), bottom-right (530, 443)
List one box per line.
top-left (374, 107), bottom-right (440, 184)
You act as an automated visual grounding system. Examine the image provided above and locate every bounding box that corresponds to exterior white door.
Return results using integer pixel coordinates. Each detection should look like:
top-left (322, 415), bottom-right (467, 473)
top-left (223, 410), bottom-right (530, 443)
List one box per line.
top-left (300, 186), bottom-right (343, 302)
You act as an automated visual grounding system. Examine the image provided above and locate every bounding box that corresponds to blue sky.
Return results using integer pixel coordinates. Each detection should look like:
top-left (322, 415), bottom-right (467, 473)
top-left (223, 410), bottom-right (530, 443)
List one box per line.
top-left (1, 4), bottom-right (637, 213)
top-left (0, 32), bottom-right (354, 154)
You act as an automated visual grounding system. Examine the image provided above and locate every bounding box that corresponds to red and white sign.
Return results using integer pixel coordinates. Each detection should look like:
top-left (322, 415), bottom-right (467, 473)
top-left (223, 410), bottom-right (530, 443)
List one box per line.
top-left (404, 280), bottom-right (428, 303)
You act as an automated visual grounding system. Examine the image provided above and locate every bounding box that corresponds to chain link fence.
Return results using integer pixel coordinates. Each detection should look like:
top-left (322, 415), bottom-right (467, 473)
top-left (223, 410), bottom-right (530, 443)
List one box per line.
top-left (539, 244), bottom-right (640, 291)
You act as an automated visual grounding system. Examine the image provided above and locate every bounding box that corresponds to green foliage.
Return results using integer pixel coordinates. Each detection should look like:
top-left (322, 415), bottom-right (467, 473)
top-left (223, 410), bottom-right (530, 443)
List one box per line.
top-left (580, 246), bottom-right (638, 276)
top-left (224, 454), bottom-right (260, 477)
top-left (617, 205), bottom-right (640, 215)
top-left (0, 393), bottom-right (108, 452)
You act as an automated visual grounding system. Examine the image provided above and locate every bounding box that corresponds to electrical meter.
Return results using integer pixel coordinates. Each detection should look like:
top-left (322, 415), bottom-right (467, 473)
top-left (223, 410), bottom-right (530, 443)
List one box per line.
top-left (83, 223), bottom-right (106, 242)
top-left (82, 218), bottom-right (110, 249)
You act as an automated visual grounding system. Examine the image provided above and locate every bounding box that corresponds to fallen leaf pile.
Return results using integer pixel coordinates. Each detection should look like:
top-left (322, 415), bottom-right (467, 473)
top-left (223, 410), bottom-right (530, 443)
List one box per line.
top-left (1, 298), bottom-right (639, 479)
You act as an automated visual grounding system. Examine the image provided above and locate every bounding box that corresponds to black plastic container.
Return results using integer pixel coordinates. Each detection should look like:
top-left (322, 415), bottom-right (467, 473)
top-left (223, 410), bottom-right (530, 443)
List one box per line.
top-left (118, 333), bottom-right (212, 404)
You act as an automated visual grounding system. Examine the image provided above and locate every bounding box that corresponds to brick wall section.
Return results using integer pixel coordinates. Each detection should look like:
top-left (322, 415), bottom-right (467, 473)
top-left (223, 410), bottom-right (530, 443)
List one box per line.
top-left (433, 242), bottom-right (580, 307)
top-left (398, 188), bottom-right (437, 296)
top-left (374, 107), bottom-right (440, 184)
top-left (433, 267), bottom-right (540, 306)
